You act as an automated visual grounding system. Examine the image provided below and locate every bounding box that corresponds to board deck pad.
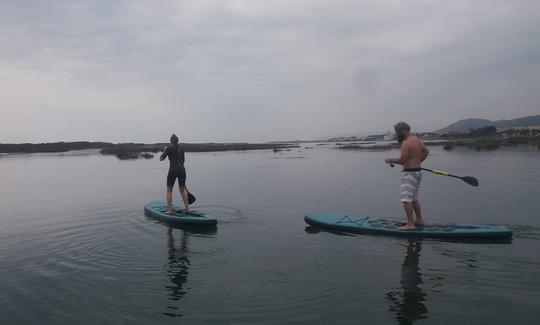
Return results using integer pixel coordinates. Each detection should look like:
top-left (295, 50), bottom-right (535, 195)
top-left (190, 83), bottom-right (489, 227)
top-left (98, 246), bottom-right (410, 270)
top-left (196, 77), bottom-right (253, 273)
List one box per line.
top-left (305, 212), bottom-right (512, 239)
top-left (144, 201), bottom-right (217, 226)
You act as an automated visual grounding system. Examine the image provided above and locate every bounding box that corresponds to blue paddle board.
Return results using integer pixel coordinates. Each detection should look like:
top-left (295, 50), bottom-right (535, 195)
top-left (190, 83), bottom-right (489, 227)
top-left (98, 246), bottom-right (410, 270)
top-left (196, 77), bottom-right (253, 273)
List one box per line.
top-left (144, 201), bottom-right (217, 226)
top-left (305, 212), bottom-right (512, 239)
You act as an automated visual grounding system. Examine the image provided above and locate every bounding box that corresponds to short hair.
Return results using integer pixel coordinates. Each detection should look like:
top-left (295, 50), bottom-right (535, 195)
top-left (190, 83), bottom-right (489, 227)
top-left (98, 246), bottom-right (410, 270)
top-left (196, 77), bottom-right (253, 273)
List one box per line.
top-left (394, 122), bottom-right (411, 133)
top-left (170, 134), bottom-right (179, 144)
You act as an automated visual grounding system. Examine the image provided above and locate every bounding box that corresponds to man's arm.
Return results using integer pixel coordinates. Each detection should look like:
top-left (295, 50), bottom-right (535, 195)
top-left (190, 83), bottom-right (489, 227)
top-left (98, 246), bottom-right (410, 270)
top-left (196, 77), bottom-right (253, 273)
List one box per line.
top-left (385, 143), bottom-right (409, 165)
top-left (160, 146), bottom-right (168, 161)
top-left (421, 143), bottom-right (429, 162)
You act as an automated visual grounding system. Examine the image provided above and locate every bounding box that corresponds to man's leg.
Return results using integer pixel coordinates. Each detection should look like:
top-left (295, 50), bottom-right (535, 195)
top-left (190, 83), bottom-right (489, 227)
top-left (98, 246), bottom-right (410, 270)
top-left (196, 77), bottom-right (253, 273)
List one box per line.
top-left (179, 186), bottom-right (190, 211)
top-left (400, 202), bottom-right (416, 230)
top-left (166, 187), bottom-right (173, 213)
top-left (412, 200), bottom-right (423, 225)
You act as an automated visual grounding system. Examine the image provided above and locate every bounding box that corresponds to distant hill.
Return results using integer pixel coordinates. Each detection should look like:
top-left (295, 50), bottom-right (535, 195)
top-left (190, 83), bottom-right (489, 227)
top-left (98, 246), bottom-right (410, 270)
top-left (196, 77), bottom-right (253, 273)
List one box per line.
top-left (436, 115), bottom-right (540, 133)
top-left (495, 115), bottom-right (540, 128)
top-left (436, 118), bottom-right (494, 133)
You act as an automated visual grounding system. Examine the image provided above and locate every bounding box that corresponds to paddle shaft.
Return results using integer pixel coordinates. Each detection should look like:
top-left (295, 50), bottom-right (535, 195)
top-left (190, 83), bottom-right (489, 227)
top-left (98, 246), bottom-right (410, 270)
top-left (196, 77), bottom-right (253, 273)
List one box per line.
top-left (389, 163), bottom-right (479, 186)
top-left (420, 167), bottom-right (459, 179)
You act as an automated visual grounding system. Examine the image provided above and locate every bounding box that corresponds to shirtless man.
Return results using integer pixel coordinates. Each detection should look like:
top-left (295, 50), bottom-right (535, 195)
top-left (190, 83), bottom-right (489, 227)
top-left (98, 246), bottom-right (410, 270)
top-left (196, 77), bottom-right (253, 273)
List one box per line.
top-left (385, 122), bottom-right (429, 230)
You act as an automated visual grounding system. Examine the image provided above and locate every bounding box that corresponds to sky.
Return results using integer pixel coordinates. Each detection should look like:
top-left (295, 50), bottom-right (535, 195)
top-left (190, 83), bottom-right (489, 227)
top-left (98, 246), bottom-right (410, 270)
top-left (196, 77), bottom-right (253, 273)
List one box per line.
top-left (1, 0), bottom-right (539, 143)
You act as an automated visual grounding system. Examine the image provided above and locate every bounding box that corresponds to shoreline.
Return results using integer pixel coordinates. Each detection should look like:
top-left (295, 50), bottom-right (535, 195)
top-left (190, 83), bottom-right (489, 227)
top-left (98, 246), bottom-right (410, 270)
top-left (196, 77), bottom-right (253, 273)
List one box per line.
top-left (2, 136), bottom-right (538, 159)
top-left (336, 136), bottom-right (540, 151)
top-left (0, 142), bottom-right (300, 160)
top-left (100, 143), bottom-right (301, 160)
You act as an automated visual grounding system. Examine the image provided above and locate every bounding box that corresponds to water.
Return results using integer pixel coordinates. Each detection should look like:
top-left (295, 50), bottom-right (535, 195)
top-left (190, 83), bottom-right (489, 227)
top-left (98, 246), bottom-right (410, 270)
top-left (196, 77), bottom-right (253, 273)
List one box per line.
top-left (1, 145), bottom-right (539, 324)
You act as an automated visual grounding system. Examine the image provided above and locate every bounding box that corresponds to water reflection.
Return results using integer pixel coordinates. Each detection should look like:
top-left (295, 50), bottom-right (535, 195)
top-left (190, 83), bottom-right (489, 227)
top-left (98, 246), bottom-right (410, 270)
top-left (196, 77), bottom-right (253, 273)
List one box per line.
top-left (304, 225), bottom-right (356, 237)
top-left (163, 227), bottom-right (190, 318)
top-left (162, 226), bottom-right (217, 318)
top-left (386, 239), bottom-right (428, 324)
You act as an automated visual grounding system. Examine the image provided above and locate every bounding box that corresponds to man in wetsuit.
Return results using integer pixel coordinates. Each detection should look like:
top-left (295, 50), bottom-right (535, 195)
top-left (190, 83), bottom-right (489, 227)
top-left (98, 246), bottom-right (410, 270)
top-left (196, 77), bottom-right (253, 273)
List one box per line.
top-left (385, 122), bottom-right (429, 230)
top-left (160, 134), bottom-right (190, 214)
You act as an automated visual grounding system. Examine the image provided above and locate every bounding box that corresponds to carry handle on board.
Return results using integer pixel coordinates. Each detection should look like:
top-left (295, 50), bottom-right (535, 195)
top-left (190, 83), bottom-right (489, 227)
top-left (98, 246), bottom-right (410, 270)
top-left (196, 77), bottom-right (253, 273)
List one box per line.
top-left (389, 163), bottom-right (479, 187)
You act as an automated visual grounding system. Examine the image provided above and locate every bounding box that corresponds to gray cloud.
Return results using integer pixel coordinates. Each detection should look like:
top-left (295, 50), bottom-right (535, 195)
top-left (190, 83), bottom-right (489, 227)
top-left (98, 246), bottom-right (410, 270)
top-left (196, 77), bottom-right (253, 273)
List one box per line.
top-left (1, 0), bottom-right (539, 142)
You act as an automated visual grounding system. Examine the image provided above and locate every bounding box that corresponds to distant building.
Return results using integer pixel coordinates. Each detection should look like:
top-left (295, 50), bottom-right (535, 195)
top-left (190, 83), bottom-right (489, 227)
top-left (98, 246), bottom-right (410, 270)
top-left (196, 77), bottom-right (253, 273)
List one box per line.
top-left (365, 134), bottom-right (384, 141)
top-left (497, 125), bottom-right (540, 132)
top-left (383, 132), bottom-right (394, 141)
top-left (417, 132), bottom-right (439, 139)
top-left (327, 136), bottom-right (360, 142)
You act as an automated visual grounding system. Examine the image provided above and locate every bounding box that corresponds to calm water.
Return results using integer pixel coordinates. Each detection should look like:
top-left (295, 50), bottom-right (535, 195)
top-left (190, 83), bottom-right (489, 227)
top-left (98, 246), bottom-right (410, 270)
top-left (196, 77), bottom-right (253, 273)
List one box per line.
top-left (1, 145), bottom-right (539, 324)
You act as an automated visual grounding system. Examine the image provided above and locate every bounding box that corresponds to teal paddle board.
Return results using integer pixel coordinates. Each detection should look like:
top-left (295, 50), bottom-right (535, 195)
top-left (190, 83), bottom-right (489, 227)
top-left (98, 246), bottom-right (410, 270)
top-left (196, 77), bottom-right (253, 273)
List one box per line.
top-left (144, 201), bottom-right (217, 226)
top-left (305, 212), bottom-right (512, 239)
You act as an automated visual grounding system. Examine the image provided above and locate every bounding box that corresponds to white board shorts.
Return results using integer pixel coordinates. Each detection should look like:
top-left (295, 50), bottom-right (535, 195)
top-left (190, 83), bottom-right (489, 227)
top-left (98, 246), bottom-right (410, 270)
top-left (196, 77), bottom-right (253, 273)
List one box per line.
top-left (400, 171), bottom-right (422, 202)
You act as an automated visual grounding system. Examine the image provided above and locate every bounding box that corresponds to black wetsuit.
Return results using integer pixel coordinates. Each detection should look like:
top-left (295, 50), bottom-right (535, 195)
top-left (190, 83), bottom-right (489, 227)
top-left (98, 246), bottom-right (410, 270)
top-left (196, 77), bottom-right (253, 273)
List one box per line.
top-left (161, 144), bottom-right (186, 187)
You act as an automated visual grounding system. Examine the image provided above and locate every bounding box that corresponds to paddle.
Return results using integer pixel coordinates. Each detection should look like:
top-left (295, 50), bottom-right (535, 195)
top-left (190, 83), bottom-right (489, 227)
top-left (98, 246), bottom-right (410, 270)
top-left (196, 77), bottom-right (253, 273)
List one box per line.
top-left (188, 191), bottom-right (196, 204)
top-left (389, 163), bottom-right (479, 187)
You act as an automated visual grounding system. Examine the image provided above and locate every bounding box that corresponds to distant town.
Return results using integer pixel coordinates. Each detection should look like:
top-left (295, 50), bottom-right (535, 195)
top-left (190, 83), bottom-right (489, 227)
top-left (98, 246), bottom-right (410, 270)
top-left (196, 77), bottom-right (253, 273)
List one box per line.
top-left (326, 114), bottom-right (540, 142)
top-left (326, 125), bottom-right (540, 143)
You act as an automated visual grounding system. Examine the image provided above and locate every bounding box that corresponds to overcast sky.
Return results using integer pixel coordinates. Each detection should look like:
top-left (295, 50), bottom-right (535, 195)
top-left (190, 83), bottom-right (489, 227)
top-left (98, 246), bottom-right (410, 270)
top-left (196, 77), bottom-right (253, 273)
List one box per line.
top-left (1, 0), bottom-right (539, 143)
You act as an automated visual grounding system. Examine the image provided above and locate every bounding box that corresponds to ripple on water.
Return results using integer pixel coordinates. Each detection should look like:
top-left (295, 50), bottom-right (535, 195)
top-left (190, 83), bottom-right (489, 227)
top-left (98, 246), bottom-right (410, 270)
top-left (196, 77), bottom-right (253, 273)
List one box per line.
top-left (421, 239), bottom-right (540, 302)
top-left (1, 203), bottom-right (152, 320)
top-left (511, 225), bottom-right (540, 240)
top-left (3, 195), bottom-right (540, 323)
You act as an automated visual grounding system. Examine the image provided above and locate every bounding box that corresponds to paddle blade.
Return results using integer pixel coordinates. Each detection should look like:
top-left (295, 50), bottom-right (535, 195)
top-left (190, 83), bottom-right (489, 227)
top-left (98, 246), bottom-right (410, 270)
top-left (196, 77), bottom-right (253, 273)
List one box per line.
top-left (188, 192), bottom-right (196, 204)
top-left (462, 176), bottom-right (479, 187)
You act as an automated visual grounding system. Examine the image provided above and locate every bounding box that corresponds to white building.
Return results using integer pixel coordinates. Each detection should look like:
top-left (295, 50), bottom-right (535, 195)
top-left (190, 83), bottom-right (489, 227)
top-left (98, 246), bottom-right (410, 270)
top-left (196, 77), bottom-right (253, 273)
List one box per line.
top-left (383, 132), bottom-right (394, 141)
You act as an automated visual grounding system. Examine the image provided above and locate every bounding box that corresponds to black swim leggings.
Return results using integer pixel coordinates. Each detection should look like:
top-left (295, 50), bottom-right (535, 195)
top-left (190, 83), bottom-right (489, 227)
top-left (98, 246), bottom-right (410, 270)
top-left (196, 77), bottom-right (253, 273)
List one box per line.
top-left (167, 167), bottom-right (186, 187)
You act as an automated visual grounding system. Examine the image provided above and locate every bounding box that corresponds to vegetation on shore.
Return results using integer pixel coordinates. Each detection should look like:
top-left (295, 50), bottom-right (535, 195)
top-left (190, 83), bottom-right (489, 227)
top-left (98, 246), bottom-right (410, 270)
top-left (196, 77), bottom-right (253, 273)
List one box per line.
top-left (2, 125), bottom-right (538, 159)
top-left (337, 125), bottom-right (540, 151)
top-left (337, 135), bottom-right (540, 151)
top-left (435, 126), bottom-right (540, 151)
top-left (100, 143), bottom-right (300, 160)
top-left (0, 141), bottom-right (115, 153)
top-left (99, 144), bottom-right (161, 160)
top-left (0, 141), bottom-right (300, 159)
top-left (338, 143), bottom-right (400, 150)
top-left (0, 141), bottom-right (298, 151)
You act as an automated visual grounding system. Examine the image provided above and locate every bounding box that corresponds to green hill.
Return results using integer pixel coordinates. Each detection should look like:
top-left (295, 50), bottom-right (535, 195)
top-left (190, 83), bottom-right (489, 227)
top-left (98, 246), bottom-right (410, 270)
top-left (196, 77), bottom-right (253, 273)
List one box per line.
top-left (437, 115), bottom-right (540, 133)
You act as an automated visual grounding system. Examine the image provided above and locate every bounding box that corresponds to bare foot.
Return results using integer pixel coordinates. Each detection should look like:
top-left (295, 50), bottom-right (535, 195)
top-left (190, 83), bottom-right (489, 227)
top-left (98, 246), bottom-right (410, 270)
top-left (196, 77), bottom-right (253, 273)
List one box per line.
top-left (165, 209), bottom-right (172, 215)
top-left (399, 223), bottom-right (416, 230)
top-left (415, 219), bottom-right (424, 226)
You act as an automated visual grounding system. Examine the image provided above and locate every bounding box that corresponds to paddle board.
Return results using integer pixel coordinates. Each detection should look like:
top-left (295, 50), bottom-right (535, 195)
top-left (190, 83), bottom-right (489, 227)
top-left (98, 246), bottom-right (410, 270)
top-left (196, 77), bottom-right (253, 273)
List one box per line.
top-left (144, 201), bottom-right (217, 226)
top-left (305, 212), bottom-right (512, 239)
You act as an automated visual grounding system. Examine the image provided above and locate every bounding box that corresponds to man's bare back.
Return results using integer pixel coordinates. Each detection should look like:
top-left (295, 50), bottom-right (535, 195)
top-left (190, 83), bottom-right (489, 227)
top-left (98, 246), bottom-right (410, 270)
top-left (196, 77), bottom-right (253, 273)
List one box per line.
top-left (401, 135), bottom-right (429, 168)
top-left (384, 133), bottom-right (428, 167)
